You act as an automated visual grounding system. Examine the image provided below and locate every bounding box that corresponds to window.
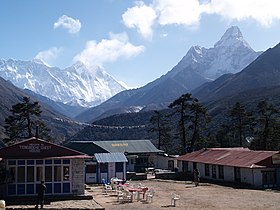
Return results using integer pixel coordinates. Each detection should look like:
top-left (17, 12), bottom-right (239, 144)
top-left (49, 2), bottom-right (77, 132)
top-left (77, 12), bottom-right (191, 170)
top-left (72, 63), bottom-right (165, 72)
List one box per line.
top-left (262, 171), bottom-right (276, 187)
top-left (63, 166), bottom-right (70, 181)
top-left (193, 162), bottom-right (197, 170)
top-left (85, 165), bottom-right (96, 173)
top-left (63, 159), bottom-right (70, 164)
top-left (8, 167), bottom-right (16, 183)
top-left (17, 166), bottom-right (25, 183)
top-left (36, 160), bottom-right (43, 165)
top-left (212, 165), bottom-right (216, 179)
top-left (45, 166), bottom-right (52, 182)
top-left (18, 160), bottom-right (25, 165)
top-left (54, 166), bottom-right (62, 181)
top-left (27, 160), bottom-right (34, 165)
top-left (218, 165), bottom-right (224, 179)
top-left (136, 157), bottom-right (148, 164)
top-left (36, 167), bottom-right (43, 182)
top-left (27, 166), bottom-right (34, 182)
top-left (205, 164), bottom-right (210, 176)
top-left (234, 167), bottom-right (241, 182)
top-left (8, 160), bottom-right (16, 165)
top-left (183, 161), bottom-right (188, 172)
top-left (45, 160), bottom-right (52, 165)
top-left (100, 163), bottom-right (108, 173)
top-left (116, 162), bottom-right (123, 172)
top-left (54, 160), bottom-right (61, 164)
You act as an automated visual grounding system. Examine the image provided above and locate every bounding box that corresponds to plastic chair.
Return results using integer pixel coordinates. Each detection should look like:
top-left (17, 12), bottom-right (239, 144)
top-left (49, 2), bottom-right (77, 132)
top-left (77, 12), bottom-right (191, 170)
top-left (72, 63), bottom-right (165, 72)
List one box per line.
top-left (171, 193), bottom-right (180, 207)
top-left (103, 183), bottom-right (113, 194)
top-left (146, 188), bottom-right (155, 203)
top-left (102, 178), bottom-right (109, 185)
top-left (121, 190), bottom-right (133, 203)
top-left (0, 200), bottom-right (5, 210)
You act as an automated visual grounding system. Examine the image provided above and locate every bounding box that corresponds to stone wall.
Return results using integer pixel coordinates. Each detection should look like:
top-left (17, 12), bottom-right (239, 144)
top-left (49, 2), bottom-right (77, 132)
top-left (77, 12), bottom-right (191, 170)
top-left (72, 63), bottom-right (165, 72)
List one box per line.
top-left (71, 159), bottom-right (85, 195)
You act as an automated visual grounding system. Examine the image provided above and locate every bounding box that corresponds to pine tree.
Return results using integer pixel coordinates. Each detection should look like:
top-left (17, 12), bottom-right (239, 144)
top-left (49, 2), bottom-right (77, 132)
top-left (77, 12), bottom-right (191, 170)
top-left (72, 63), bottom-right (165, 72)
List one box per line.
top-left (229, 102), bottom-right (253, 147)
top-left (149, 110), bottom-right (172, 152)
top-left (252, 100), bottom-right (279, 150)
top-left (188, 98), bottom-right (210, 151)
top-left (169, 93), bottom-right (193, 154)
top-left (4, 96), bottom-right (51, 144)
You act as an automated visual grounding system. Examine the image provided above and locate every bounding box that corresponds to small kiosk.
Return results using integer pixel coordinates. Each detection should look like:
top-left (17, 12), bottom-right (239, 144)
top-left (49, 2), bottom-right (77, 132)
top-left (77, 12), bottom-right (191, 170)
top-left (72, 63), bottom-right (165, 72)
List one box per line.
top-left (0, 137), bottom-right (89, 197)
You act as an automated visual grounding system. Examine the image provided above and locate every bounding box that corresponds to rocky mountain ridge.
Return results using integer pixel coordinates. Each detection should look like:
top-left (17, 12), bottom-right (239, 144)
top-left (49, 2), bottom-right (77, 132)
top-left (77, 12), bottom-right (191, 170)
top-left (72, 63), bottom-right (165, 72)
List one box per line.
top-left (76, 26), bottom-right (261, 122)
top-left (0, 59), bottom-right (127, 108)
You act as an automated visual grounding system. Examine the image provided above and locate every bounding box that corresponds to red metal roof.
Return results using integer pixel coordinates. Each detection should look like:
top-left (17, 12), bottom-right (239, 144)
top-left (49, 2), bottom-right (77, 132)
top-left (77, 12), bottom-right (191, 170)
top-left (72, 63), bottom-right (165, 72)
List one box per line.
top-left (177, 148), bottom-right (279, 168)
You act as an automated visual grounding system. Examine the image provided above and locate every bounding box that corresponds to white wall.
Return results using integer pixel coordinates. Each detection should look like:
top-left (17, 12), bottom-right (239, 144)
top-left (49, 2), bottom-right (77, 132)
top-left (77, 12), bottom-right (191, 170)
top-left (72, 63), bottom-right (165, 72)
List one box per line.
top-left (126, 156), bottom-right (135, 172)
top-left (155, 155), bottom-right (177, 170)
top-left (224, 166), bottom-right (234, 181)
top-left (177, 160), bottom-right (271, 188)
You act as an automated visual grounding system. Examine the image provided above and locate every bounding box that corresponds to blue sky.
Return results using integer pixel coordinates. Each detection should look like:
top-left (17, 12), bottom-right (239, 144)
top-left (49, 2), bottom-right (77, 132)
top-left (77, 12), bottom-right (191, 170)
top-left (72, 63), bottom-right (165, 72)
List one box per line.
top-left (1, 0), bottom-right (280, 88)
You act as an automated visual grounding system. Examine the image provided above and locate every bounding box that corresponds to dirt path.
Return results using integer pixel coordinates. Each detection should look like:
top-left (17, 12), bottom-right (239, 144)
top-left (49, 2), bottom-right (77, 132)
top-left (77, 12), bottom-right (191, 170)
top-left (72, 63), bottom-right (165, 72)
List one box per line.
top-left (92, 179), bottom-right (280, 210)
top-left (5, 179), bottom-right (280, 209)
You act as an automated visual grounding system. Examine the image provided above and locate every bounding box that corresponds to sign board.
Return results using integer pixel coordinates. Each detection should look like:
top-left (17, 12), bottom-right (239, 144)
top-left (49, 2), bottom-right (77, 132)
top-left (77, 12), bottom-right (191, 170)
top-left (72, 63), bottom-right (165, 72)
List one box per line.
top-left (19, 143), bottom-right (52, 153)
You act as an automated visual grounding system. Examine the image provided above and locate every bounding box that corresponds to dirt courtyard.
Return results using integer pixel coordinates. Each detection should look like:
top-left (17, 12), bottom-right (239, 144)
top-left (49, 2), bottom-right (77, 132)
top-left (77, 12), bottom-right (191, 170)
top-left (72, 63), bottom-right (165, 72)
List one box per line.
top-left (91, 179), bottom-right (280, 210)
top-left (6, 179), bottom-right (280, 209)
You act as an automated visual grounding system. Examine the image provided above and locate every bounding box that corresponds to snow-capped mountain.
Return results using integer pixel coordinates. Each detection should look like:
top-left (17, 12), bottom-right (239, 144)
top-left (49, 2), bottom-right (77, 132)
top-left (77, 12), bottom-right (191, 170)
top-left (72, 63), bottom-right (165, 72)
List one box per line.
top-left (76, 26), bottom-right (262, 122)
top-left (172, 26), bottom-right (261, 82)
top-left (0, 59), bottom-right (127, 107)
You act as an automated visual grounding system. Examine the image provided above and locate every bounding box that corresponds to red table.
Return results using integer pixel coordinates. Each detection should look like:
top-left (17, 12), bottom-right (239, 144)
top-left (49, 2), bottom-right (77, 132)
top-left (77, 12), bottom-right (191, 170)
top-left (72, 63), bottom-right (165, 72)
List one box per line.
top-left (128, 187), bottom-right (148, 201)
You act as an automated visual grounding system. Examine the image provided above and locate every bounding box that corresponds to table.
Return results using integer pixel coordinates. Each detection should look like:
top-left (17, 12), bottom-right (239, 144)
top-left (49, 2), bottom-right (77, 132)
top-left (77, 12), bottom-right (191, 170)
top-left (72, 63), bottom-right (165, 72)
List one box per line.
top-left (117, 183), bottom-right (129, 190)
top-left (128, 187), bottom-right (149, 202)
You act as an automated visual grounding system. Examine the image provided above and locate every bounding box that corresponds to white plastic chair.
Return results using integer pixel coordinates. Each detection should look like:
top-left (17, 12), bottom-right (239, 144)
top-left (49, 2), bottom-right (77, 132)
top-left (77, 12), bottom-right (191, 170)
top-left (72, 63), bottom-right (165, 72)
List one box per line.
top-left (171, 193), bottom-right (180, 207)
top-left (117, 190), bottom-right (124, 202)
top-left (121, 190), bottom-right (133, 203)
top-left (146, 188), bottom-right (155, 203)
top-left (0, 200), bottom-right (5, 210)
top-left (103, 183), bottom-right (113, 194)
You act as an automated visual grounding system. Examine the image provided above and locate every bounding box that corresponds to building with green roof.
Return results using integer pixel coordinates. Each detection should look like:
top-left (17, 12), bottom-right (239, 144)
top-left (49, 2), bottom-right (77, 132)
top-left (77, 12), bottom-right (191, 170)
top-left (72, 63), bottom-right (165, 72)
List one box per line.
top-left (65, 140), bottom-right (163, 183)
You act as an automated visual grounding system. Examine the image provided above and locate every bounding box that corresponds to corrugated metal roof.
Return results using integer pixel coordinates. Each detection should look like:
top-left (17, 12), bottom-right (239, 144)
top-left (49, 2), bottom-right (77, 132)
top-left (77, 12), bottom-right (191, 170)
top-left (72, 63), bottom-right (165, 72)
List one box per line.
top-left (64, 141), bottom-right (107, 155)
top-left (92, 140), bottom-right (163, 154)
top-left (95, 153), bottom-right (128, 163)
top-left (177, 148), bottom-right (279, 168)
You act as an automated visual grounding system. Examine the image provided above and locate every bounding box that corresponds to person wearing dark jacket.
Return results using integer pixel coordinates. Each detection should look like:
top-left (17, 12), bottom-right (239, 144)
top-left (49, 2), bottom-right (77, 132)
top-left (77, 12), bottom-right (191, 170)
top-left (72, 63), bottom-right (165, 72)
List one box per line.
top-left (36, 181), bottom-right (46, 209)
top-left (193, 168), bottom-right (200, 187)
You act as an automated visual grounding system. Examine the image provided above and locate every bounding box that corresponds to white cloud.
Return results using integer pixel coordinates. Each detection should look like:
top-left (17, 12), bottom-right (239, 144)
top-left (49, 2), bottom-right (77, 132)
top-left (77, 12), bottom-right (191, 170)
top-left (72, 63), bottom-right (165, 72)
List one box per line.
top-left (122, 1), bottom-right (157, 39)
top-left (122, 0), bottom-right (280, 38)
top-left (54, 15), bottom-right (81, 34)
top-left (205, 0), bottom-right (280, 27)
top-left (35, 47), bottom-right (62, 66)
top-left (73, 32), bottom-right (145, 67)
top-left (153, 0), bottom-right (205, 26)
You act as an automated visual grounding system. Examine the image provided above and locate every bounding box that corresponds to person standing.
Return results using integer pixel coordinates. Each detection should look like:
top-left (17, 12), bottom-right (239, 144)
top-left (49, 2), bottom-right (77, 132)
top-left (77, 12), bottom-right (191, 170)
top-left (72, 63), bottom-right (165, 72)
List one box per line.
top-left (36, 181), bottom-right (46, 209)
top-left (193, 168), bottom-right (200, 187)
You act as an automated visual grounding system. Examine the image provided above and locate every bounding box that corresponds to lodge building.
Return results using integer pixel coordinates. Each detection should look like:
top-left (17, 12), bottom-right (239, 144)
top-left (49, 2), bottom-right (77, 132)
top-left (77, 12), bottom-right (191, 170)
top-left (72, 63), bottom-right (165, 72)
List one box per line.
top-left (177, 148), bottom-right (280, 188)
top-left (65, 140), bottom-right (163, 183)
top-left (0, 138), bottom-right (89, 197)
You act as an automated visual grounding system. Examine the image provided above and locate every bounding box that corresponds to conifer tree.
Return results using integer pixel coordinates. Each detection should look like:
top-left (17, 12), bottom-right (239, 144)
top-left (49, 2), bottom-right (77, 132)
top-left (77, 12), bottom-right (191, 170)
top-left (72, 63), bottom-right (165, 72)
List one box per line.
top-left (169, 93), bottom-right (193, 154)
top-left (229, 102), bottom-right (253, 147)
top-left (252, 100), bottom-right (279, 150)
top-left (4, 96), bottom-right (51, 144)
top-left (188, 98), bottom-right (210, 151)
top-left (150, 110), bottom-right (172, 152)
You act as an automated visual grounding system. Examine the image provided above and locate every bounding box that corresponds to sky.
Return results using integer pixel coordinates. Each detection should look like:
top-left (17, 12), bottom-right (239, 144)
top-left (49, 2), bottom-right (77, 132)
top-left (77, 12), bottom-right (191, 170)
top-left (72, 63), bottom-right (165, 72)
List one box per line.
top-left (1, 0), bottom-right (280, 88)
